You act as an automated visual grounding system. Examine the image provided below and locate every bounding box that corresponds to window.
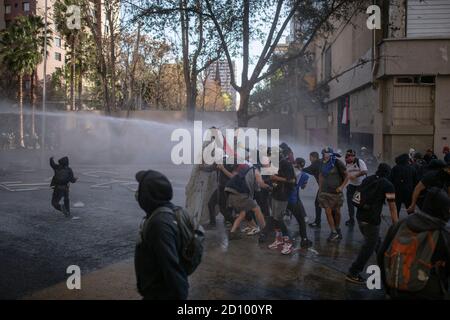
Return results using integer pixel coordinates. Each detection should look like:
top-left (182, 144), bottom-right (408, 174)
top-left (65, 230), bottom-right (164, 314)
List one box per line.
top-left (394, 76), bottom-right (436, 86)
top-left (54, 52), bottom-right (62, 61)
top-left (5, 4), bottom-right (11, 14)
top-left (55, 37), bottom-right (61, 48)
top-left (25, 80), bottom-right (31, 90)
top-left (324, 46), bottom-right (332, 81)
top-left (23, 2), bottom-right (30, 12)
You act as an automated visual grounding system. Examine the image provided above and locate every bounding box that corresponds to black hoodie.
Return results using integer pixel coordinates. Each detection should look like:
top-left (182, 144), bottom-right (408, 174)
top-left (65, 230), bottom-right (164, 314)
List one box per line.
top-left (134, 170), bottom-right (188, 300)
top-left (49, 156), bottom-right (76, 187)
top-left (390, 153), bottom-right (418, 196)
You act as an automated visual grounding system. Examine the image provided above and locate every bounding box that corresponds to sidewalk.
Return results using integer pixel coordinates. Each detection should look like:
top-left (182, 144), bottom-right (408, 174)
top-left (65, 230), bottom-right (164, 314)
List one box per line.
top-left (25, 259), bottom-right (140, 300)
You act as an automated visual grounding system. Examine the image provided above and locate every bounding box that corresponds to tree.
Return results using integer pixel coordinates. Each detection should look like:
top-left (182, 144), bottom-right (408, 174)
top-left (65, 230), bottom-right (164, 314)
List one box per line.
top-left (134, 0), bottom-right (223, 120)
top-left (54, 0), bottom-right (83, 111)
top-left (0, 15), bottom-right (52, 147)
top-left (203, 0), bottom-right (365, 126)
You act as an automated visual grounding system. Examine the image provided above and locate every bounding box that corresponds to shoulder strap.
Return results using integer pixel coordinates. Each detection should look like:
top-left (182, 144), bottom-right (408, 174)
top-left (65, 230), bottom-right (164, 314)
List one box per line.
top-left (141, 206), bottom-right (174, 243)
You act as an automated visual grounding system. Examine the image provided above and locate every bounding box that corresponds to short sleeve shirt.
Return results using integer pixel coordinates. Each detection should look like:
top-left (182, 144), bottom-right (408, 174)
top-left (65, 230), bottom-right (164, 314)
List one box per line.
top-left (356, 176), bottom-right (396, 225)
top-left (346, 158), bottom-right (368, 186)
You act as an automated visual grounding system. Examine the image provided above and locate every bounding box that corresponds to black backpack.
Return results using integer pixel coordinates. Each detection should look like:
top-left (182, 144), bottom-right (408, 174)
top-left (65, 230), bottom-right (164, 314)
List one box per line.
top-left (143, 206), bottom-right (205, 276)
top-left (352, 177), bottom-right (383, 211)
top-left (225, 165), bottom-right (254, 194)
top-left (54, 168), bottom-right (71, 185)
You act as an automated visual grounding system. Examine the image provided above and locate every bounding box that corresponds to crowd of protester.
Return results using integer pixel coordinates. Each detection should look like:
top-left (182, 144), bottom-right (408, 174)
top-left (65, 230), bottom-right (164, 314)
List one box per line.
top-left (130, 137), bottom-right (449, 300)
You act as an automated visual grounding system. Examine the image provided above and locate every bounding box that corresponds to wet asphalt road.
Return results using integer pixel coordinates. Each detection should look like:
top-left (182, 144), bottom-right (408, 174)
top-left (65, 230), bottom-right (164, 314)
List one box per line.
top-left (0, 163), bottom-right (391, 299)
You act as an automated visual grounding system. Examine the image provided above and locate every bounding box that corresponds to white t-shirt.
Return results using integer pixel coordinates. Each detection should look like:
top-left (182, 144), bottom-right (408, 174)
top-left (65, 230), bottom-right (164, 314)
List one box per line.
top-left (346, 158), bottom-right (368, 186)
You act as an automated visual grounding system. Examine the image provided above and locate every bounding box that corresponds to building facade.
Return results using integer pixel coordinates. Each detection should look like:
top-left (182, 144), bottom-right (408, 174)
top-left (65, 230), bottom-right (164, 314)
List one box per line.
top-left (294, 0), bottom-right (450, 162)
top-left (204, 60), bottom-right (237, 111)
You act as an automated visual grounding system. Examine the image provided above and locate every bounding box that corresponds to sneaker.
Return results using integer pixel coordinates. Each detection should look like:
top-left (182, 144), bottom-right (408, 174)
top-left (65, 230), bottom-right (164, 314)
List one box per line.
top-left (247, 227), bottom-right (260, 236)
top-left (308, 222), bottom-right (321, 229)
top-left (61, 206), bottom-right (70, 217)
top-left (345, 219), bottom-right (355, 226)
top-left (242, 226), bottom-right (252, 233)
top-left (228, 232), bottom-right (242, 240)
top-left (345, 273), bottom-right (366, 285)
top-left (327, 231), bottom-right (339, 242)
top-left (336, 228), bottom-right (343, 240)
top-left (268, 238), bottom-right (284, 249)
top-left (300, 239), bottom-right (313, 249)
top-left (281, 241), bottom-right (294, 255)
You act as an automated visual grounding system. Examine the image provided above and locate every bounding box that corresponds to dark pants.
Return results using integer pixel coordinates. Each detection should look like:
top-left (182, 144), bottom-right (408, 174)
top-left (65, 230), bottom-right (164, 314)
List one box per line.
top-left (395, 192), bottom-right (412, 214)
top-left (346, 184), bottom-right (358, 221)
top-left (314, 191), bottom-right (322, 223)
top-left (255, 189), bottom-right (271, 218)
top-left (288, 200), bottom-right (308, 240)
top-left (208, 187), bottom-right (233, 225)
top-left (349, 220), bottom-right (380, 276)
top-left (52, 185), bottom-right (70, 213)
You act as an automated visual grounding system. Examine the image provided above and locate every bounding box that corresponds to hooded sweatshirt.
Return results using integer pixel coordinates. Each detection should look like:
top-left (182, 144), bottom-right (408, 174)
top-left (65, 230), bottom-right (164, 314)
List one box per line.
top-left (390, 153), bottom-right (418, 196)
top-left (49, 156), bottom-right (76, 187)
top-left (134, 170), bottom-right (188, 300)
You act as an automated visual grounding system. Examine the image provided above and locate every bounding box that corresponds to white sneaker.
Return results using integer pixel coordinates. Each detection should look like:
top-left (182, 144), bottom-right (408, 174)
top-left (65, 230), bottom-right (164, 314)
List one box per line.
top-left (268, 238), bottom-right (283, 250)
top-left (247, 227), bottom-right (260, 236)
top-left (242, 226), bottom-right (252, 233)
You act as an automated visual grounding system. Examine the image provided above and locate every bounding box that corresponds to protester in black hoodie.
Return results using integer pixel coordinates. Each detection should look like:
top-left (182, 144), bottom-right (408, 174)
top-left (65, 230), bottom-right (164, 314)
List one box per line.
top-left (134, 170), bottom-right (188, 300)
top-left (390, 153), bottom-right (418, 215)
top-left (49, 156), bottom-right (77, 216)
top-left (378, 187), bottom-right (450, 299)
top-left (411, 152), bottom-right (426, 181)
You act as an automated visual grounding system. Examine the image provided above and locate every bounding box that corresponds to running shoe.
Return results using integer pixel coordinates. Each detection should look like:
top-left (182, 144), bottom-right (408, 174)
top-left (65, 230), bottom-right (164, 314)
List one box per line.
top-left (345, 274), bottom-right (366, 285)
top-left (268, 237), bottom-right (284, 249)
top-left (281, 241), bottom-right (294, 255)
top-left (300, 239), bottom-right (313, 249)
top-left (247, 227), bottom-right (260, 236)
top-left (327, 231), bottom-right (340, 242)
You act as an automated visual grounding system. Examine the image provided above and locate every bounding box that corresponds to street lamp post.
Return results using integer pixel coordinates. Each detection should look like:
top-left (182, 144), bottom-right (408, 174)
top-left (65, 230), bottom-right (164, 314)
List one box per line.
top-left (41, 0), bottom-right (48, 167)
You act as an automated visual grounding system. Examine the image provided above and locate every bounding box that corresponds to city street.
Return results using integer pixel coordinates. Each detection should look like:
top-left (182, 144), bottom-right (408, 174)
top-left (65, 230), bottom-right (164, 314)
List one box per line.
top-left (1, 161), bottom-right (387, 300)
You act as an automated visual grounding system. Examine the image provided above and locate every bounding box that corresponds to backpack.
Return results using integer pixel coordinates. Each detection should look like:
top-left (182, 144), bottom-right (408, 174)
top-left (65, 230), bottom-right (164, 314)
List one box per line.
top-left (383, 221), bottom-right (444, 293)
top-left (352, 177), bottom-right (382, 210)
top-left (54, 168), bottom-right (71, 185)
top-left (225, 165), bottom-right (254, 194)
top-left (143, 206), bottom-right (205, 276)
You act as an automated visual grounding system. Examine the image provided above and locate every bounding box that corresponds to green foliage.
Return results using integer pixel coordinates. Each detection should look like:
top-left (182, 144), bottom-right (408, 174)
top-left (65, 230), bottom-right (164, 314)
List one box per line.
top-left (0, 15), bottom-right (52, 77)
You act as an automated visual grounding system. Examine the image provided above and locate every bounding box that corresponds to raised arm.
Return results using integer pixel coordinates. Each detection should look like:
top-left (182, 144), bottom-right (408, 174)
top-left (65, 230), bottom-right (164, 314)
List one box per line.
top-left (49, 157), bottom-right (57, 169)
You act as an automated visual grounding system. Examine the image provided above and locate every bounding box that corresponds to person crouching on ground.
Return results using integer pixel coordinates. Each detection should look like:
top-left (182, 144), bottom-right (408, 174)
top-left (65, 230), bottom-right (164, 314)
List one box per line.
top-left (50, 156), bottom-right (77, 217)
top-left (134, 170), bottom-right (188, 300)
top-left (345, 163), bottom-right (398, 284)
top-left (318, 147), bottom-right (348, 242)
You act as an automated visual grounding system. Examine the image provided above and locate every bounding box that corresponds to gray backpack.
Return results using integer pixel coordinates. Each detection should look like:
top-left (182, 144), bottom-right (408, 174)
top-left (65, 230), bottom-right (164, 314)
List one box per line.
top-left (383, 221), bottom-right (444, 292)
top-left (141, 206), bottom-right (204, 275)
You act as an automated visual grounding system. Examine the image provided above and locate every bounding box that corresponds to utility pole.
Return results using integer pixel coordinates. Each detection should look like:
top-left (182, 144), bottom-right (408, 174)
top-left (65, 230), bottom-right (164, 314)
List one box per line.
top-left (41, 0), bottom-right (48, 168)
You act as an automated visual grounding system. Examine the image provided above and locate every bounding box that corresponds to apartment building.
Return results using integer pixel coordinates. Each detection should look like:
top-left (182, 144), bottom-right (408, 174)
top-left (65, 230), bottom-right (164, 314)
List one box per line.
top-left (1, 0), bottom-right (112, 106)
top-left (204, 60), bottom-right (237, 111)
top-left (293, 0), bottom-right (450, 162)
